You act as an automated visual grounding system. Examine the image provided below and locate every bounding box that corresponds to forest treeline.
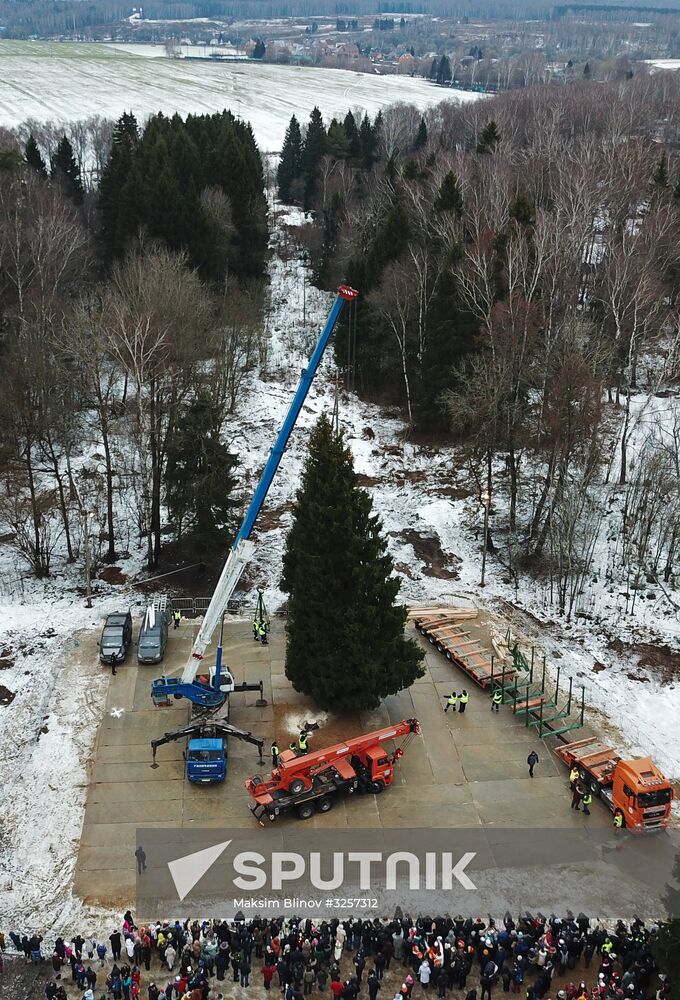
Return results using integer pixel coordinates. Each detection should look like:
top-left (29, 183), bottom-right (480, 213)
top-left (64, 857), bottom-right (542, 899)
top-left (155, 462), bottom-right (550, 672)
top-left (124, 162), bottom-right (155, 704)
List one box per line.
top-left (0, 109), bottom-right (267, 578)
top-left (1, 0), bottom-right (676, 39)
top-left (280, 73), bottom-right (680, 615)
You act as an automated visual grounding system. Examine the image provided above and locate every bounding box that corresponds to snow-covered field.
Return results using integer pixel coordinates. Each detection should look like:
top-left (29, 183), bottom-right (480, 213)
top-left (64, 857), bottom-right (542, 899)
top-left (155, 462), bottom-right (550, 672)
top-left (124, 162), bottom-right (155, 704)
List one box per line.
top-left (0, 40), bottom-right (483, 150)
top-left (0, 189), bottom-right (679, 936)
top-left (645, 59), bottom-right (680, 70)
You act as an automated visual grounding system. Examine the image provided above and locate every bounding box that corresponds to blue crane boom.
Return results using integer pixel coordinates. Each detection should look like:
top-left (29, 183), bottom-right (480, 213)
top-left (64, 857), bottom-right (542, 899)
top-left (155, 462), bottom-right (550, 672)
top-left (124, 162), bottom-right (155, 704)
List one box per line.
top-left (151, 284), bottom-right (358, 710)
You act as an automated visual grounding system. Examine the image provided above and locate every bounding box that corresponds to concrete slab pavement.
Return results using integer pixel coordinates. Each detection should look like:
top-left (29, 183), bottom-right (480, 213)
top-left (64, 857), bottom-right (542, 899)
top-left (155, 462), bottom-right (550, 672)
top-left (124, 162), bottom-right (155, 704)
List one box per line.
top-left (74, 610), bottom-right (609, 906)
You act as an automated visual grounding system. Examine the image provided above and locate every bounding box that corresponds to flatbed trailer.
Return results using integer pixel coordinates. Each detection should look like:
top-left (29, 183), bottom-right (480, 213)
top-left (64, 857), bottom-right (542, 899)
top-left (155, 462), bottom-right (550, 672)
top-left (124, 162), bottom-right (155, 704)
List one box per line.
top-left (413, 612), bottom-right (518, 689)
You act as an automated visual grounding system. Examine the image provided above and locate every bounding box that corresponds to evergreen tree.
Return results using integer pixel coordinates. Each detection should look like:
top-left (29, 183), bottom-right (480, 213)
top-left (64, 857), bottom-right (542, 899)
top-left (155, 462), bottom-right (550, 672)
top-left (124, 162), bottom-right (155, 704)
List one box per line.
top-left (165, 391), bottom-right (239, 553)
top-left (343, 110), bottom-right (361, 160)
top-left (25, 134), bottom-right (47, 176)
top-left (359, 112), bottom-right (377, 168)
top-left (653, 153), bottom-right (669, 188)
top-left (476, 120), bottom-right (501, 154)
top-left (302, 106), bottom-right (327, 210)
top-left (50, 135), bottom-right (84, 205)
top-left (414, 117), bottom-right (428, 151)
top-left (509, 191), bottom-right (535, 226)
top-left (277, 115), bottom-right (303, 202)
top-left (434, 171), bottom-right (463, 215)
top-left (417, 262), bottom-right (478, 428)
top-left (326, 119), bottom-right (351, 159)
top-left (437, 55), bottom-right (452, 84)
top-left (429, 57), bottom-right (439, 79)
top-left (99, 111), bottom-right (139, 260)
top-left (583, 61), bottom-right (592, 79)
top-left (253, 39), bottom-right (266, 59)
top-left (282, 415), bottom-right (424, 712)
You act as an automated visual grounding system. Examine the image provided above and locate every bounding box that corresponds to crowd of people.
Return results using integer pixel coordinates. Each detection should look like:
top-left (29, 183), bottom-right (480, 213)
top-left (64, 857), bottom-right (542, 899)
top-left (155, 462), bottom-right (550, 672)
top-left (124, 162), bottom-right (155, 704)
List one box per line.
top-left (1, 911), bottom-right (671, 1000)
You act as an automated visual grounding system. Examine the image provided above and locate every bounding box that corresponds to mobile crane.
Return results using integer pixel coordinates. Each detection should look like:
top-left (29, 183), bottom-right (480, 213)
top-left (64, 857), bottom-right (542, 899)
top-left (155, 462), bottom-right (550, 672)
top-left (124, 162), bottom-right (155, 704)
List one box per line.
top-left (246, 718), bottom-right (421, 822)
top-left (151, 719), bottom-right (266, 785)
top-left (151, 285), bottom-right (359, 712)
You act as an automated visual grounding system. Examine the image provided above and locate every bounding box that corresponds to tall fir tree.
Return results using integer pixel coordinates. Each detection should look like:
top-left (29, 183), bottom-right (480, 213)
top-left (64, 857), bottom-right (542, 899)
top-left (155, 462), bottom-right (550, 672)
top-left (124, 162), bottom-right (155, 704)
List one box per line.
top-left (416, 261), bottom-right (479, 428)
top-left (282, 415), bottom-right (424, 711)
top-left (51, 135), bottom-right (84, 205)
top-left (413, 117), bottom-right (428, 151)
top-left (277, 115), bottom-right (303, 202)
top-left (99, 111), bottom-right (139, 260)
top-left (435, 170), bottom-right (464, 216)
top-left (25, 134), bottom-right (47, 176)
top-left (302, 106), bottom-right (327, 210)
top-left (476, 120), bottom-right (501, 154)
top-left (165, 391), bottom-right (239, 553)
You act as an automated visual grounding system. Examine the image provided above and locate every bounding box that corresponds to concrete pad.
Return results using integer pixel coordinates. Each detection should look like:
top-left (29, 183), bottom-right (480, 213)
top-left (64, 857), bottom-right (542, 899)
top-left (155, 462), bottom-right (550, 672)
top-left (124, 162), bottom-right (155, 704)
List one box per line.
top-left (74, 613), bottom-right (610, 907)
top-left (93, 761), bottom-right (185, 784)
top-left (89, 778), bottom-right (182, 803)
top-left (85, 798), bottom-right (182, 825)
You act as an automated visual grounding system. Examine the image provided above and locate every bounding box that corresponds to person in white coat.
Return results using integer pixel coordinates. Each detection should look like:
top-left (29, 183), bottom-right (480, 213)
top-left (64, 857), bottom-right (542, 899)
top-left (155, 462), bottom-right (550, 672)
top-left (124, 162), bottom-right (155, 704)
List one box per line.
top-left (418, 961), bottom-right (432, 989)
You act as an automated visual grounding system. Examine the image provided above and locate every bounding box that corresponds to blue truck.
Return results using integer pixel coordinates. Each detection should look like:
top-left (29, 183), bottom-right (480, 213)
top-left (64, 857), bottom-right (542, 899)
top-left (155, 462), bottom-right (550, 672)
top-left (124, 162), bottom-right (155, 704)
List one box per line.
top-left (151, 720), bottom-right (265, 785)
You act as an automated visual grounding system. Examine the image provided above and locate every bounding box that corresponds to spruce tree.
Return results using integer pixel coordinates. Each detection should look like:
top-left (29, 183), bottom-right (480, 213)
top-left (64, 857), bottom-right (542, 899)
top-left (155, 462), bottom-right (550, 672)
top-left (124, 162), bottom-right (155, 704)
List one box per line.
top-left (437, 55), bottom-right (452, 84)
top-left (25, 134), bottom-right (47, 176)
top-left (343, 110), bottom-right (361, 160)
top-left (653, 153), bottom-right (669, 188)
top-left (476, 120), bottom-right (501, 154)
top-left (282, 415), bottom-right (424, 712)
top-left (302, 106), bottom-right (327, 209)
top-left (417, 263), bottom-right (478, 428)
top-left (98, 111), bottom-right (139, 260)
top-left (359, 112), bottom-right (377, 168)
top-left (277, 115), bottom-right (303, 202)
top-left (165, 391), bottom-right (239, 553)
top-left (434, 171), bottom-right (463, 216)
top-left (413, 118), bottom-right (428, 151)
top-left (51, 135), bottom-right (84, 205)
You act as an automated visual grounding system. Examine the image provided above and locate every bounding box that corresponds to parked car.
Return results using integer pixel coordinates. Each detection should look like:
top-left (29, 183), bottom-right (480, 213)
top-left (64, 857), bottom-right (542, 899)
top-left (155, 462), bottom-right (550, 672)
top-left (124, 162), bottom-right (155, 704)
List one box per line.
top-left (99, 611), bottom-right (133, 665)
top-left (137, 605), bottom-right (169, 664)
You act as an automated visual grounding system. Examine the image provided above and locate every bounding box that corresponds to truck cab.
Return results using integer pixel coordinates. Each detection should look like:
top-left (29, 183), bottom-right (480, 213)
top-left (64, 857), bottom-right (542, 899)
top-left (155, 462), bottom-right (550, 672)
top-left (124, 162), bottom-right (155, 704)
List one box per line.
top-left (185, 737), bottom-right (227, 783)
top-left (612, 757), bottom-right (673, 831)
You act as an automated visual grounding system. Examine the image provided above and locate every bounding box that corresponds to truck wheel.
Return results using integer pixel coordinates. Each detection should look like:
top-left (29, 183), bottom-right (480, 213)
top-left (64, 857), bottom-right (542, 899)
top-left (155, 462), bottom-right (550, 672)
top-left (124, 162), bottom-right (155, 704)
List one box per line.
top-left (590, 779), bottom-right (601, 797)
top-left (579, 768), bottom-right (588, 781)
top-left (445, 650), bottom-right (452, 660)
top-left (318, 796), bottom-right (333, 813)
top-left (290, 778), bottom-right (307, 795)
top-left (428, 635), bottom-right (435, 644)
top-left (296, 802), bottom-right (314, 820)
top-left (369, 780), bottom-right (385, 794)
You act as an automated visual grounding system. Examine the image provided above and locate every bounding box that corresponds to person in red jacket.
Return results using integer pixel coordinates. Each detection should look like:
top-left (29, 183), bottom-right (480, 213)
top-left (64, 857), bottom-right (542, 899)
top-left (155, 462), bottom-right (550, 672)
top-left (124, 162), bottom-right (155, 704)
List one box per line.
top-left (262, 964), bottom-right (275, 991)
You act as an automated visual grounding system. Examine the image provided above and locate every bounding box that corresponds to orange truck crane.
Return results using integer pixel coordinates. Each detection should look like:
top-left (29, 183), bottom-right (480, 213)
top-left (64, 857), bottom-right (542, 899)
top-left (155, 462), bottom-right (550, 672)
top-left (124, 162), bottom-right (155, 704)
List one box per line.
top-left (245, 718), bottom-right (421, 823)
top-left (554, 737), bottom-right (673, 831)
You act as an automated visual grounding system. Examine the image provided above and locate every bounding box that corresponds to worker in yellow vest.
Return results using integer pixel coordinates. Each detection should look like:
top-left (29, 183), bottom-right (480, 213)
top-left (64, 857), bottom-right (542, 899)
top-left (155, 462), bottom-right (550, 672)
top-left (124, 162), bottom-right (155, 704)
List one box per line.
top-left (298, 730), bottom-right (309, 754)
top-left (271, 741), bottom-right (280, 768)
top-left (491, 688), bottom-right (502, 712)
top-left (569, 766), bottom-right (580, 790)
top-left (614, 810), bottom-right (624, 829)
top-left (458, 690), bottom-right (469, 713)
top-left (582, 790), bottom-right (592, 816)
top-left (444, 692), bottom-right (457, 713)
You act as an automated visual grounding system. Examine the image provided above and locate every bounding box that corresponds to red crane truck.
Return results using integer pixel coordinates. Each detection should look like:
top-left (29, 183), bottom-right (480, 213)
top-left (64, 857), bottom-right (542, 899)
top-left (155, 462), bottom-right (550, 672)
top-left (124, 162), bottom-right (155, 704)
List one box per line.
top-left (554, 736), bottom-right (673, 831)
top-left (245, 718), bottom-right (421, 823)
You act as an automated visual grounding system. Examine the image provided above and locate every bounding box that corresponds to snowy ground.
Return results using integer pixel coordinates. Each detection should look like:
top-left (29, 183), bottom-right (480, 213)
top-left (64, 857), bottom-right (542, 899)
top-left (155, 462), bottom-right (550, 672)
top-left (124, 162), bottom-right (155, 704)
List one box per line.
top-left (0, 40), bottom-right (484, 150)
top-left (1, 186), bottom-right (679, 937)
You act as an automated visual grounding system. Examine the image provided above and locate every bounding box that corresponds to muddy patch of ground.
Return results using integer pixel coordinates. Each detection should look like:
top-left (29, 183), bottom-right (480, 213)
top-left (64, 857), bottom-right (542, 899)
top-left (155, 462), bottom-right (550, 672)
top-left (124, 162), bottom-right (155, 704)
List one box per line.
top-left (394, 529), bottom-right (461, 580)
top-left (608, 638), bottom-right (680, 683)
top-left (0, 684), bottom-right (15, 705)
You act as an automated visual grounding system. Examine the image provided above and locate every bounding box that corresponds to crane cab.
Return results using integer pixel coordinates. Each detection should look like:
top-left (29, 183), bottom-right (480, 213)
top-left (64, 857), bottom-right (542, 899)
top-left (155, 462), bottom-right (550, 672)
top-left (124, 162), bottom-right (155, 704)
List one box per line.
top-left (365, 746), bottom-right (395, 789)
